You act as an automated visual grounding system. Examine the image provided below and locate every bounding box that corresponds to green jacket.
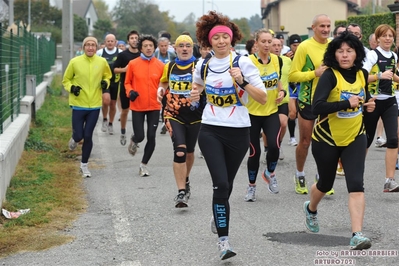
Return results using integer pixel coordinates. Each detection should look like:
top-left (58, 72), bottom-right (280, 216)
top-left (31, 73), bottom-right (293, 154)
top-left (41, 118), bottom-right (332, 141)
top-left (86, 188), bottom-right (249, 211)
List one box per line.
top-left (62, 54), bottom-right (112, 108)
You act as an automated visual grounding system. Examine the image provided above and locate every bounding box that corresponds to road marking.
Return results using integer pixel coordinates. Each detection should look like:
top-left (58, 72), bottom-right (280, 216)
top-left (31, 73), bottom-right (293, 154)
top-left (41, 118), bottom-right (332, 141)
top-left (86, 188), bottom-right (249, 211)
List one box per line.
top-left (121, 261), bottom-right (142, 266)
top-left (97, 129), bottom-right (133, 244)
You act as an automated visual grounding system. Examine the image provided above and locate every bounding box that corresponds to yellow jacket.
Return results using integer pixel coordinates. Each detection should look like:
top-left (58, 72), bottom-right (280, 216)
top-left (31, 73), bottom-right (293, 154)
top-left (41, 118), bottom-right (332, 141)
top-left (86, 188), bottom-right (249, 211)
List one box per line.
top-left (62, 54), bottom-right (112, 108)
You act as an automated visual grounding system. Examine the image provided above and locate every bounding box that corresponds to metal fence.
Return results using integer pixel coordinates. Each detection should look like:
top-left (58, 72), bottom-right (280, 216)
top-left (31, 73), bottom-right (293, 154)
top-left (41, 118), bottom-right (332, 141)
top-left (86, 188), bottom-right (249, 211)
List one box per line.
top-left (0, 23), bottom-right (56, 134)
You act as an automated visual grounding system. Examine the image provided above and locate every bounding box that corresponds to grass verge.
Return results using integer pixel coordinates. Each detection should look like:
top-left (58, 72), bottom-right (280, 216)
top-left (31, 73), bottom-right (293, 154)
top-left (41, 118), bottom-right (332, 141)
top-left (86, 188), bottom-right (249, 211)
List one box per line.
top-left (0, 74), bottom-right (87, 258)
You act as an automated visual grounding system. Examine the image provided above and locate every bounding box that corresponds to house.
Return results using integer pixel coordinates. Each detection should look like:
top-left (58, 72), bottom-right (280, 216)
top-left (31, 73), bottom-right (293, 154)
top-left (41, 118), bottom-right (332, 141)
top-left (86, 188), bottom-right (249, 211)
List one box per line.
top-left (261, 0), bottom-right (361, 37)
top-left (50, 0), bottom-right (98, 36)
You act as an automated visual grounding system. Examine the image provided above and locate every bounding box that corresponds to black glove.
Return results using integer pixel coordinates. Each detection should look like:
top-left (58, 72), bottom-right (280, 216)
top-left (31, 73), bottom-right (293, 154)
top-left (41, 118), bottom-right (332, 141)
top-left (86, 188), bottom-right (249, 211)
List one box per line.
top-left (71, 85), bottom-right (82, 96)
top-left (129, 90), bottom-right (139, 102)
top-left (101, 80), bottom-right (107, 90)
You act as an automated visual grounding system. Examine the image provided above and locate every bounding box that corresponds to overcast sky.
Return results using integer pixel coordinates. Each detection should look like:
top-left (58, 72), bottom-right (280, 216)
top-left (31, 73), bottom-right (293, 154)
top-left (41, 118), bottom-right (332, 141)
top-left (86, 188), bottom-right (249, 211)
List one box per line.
top-left (104, 0), bottom-right (261, 22)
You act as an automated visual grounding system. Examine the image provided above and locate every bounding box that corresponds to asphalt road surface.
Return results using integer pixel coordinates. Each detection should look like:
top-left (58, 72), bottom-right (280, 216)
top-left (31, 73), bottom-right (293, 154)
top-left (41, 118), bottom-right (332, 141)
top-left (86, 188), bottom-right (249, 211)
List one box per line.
top-left (1, 114), bottom-right (398, 266)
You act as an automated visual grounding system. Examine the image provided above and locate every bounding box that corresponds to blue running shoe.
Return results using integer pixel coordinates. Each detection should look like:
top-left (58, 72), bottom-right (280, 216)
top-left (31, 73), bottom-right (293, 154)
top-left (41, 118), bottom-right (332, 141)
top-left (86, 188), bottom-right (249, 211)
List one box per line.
top-left (350, 232), bottom-right (371, 250)
top-left (303, 201), bottom-right (319, 233)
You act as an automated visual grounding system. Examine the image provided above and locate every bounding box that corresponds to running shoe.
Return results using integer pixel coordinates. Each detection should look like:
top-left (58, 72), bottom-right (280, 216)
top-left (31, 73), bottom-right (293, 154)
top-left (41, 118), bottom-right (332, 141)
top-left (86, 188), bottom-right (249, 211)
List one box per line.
top-left (383, 178), bottom-right (399, 192)
top-left (120, 134), bottom-right (127, 146)
top-left (294, 175), bottom-right (308, 194)
top-left (375, 137), bottom-right (386, 148)
top-left (185, 182), bottom-right (191, 199)
top-left (279, 147), bottom-right (285, 160)
top-left (350, 232), bottom-right (372, 250)
top-left (315, 174), bottom-right (335, 195)
top-left (68, 137), bottom-right (77, 151)
top-left (80, 164), bottom-right (91, 178)
top-left (261, 151), bottom-right (267, 164)
top-left (210, 216), bottom-right (217, 234)
top-left (174, 192), bottom-right (188, 208)
top-left (101, 120), bottom-right (108, 132)
top-left (217, 240), bottom-right (236, 260)
top-left (396, 158), bottom-right (399, 170)
top-left (336, 164), bottom-right (345, 176)
top-left (108, 124), bottom-right (114, 135)
top-left (160, 125), bottom-right (167, 134)
top-left (303, 201), bottom-right (319, 233)
top-left (139, 164), bottom-right (150, 177)
top-left (262, 170), bottom-right (279, 194)
top-left (288, 137), bottom-right (298, 146)
top-left (244, 185), bottom-right (257, 202)
top-left (128, 138), bottom-right (139, 156)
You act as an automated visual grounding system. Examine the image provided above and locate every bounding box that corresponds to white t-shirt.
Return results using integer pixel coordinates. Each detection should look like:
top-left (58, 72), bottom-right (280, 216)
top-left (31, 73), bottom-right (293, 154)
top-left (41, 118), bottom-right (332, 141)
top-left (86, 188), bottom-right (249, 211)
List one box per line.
top-left (96, 47), bottom-right (122, 56)
top-left (193, 52), bottom-right (265, 128)
top-left (281, 45), bottom-right (290, 55)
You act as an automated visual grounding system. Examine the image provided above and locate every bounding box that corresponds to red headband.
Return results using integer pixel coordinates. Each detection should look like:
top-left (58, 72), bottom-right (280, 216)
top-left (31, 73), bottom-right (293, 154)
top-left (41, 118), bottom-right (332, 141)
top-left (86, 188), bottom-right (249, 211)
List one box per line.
top-left (208, 25), bottom-right (233, 44)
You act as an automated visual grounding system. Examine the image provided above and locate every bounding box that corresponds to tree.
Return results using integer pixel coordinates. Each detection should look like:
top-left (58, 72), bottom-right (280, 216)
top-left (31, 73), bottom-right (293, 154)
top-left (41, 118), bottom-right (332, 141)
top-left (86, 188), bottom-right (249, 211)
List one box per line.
top-left (93, 19), bottom-right (113, 40)
top-left (113, 0), bottom-right (174, 38)
top-left (359, 1), bottom-right (389, 15)
top-left (93, 0), bottom-right (111, 20)
top-left (74, 14), bottom-right (88, 42)
top-left (248, 14), bottom-right (263, 33)
top-left (14, 0), bottom-right (61, 27)
top-left (232, 18), bottom-right (251, 44)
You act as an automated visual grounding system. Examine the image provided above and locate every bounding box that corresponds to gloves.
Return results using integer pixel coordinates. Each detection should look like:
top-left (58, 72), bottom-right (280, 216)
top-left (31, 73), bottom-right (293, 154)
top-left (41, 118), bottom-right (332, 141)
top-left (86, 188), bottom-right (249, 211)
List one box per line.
top-left (129, 90), bottom-right (139, 102)
top-left (101, 80), bottom-right (109, 93)
top-left (70, 85), bottom-right (82, 96)
top-left (101, 80), bottom-right (107, 90)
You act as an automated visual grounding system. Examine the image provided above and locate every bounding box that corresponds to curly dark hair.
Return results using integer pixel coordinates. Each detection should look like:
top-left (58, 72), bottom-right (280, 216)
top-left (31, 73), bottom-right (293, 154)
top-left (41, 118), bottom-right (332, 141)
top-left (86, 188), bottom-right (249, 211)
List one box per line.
top-left (138, 34), bottom-right (158, 50)
top-left (196, 11), bottom-right (242, 48)
top-left (323, 31), bottom-right (365, 71)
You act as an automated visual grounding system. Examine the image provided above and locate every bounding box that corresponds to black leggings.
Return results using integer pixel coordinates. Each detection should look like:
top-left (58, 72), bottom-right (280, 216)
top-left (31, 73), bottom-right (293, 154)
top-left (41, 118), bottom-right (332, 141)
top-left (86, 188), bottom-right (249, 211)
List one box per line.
top-left (71, 109), bottom-right (100, 163)
top-left (247, 113), bottom-right (281, 184)
top-left (364, 97), bottom-right (398, 149)
top-left (198, 124), bottom-right (250, 237)
top-left (131, 110), bottom-right (159, 164)
top-left (312, 134), bottom-right (366, 193)
top-left (169, 119), bottom-right (200, 152)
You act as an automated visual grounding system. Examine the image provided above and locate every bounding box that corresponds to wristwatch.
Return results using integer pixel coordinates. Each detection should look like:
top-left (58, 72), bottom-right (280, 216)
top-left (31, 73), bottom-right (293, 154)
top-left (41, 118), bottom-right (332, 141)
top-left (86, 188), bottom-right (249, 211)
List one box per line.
top-left (238, 80), bottom-right (249, 89)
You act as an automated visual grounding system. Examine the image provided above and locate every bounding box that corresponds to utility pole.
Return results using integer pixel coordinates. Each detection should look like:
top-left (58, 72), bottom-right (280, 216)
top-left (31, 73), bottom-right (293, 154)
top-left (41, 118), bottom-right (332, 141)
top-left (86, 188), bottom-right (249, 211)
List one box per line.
top-left (8, 0), bottom-right (14, 26)
top-left (62, 0), bottom-right (73, 86)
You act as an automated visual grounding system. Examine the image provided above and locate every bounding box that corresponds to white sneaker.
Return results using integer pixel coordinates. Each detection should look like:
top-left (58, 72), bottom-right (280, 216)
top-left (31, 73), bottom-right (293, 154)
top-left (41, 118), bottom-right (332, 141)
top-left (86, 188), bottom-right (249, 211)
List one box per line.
top-left (244, 185), bottom-right (256, 202)
top-left (217, 240), bottom-right (236, 260)
top-left (288, 138), bottom-right (298, 146)
top-left (139, 164), bottom-right (150, 177)
top-left (120, 134), bottom-right (127, 146)
top-left (101, 120), bottom-right (108, 132)
top-left (108, 124), bottom-right (114, 135)
top-left (80, 164), bottom-right (91, 178)
top-left (261, 151), bottom-right (267, 164)
top-left (375, 137), bottom-right (386, 148)
top-left (68, 137), bottom-right (77, 151)
top-left (279, 147), bottom-right (285, 160)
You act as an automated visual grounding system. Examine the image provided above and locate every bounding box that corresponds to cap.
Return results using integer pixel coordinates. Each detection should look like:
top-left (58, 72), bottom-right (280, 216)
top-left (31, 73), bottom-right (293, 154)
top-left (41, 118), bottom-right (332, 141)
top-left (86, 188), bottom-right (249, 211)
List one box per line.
top-left (289, 34), bottom-right (302, 45)
top-left (175, 34), bottom-right (193, 46)
top-left (276, 34), bottom-right (284, 39)
top-left (82, 36), bottom-right (98, 48)
top-left (117, 40), bottom-right (126, 46)
top-left (161, 32), bottom-right (171, 40)
top-left (268, 29), bottom-right (275, 36)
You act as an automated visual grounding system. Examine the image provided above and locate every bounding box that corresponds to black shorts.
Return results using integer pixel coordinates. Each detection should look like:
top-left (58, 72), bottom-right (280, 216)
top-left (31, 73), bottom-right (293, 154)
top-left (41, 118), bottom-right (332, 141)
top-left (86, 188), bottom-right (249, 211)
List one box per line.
top-left (108, 82), bottom-right (119, 101)
top-left (297, 101), bottom-right (317, 120)
top-left (119, 84), bottom-right (130, 109)
top-left (278, 103), bottom-right (288, 116)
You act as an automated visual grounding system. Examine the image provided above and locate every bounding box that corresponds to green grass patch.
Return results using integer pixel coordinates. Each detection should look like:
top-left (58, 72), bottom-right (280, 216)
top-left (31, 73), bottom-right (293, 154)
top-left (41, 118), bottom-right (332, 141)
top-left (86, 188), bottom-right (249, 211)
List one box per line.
top-left (0, 74), bottom-right (87, 257)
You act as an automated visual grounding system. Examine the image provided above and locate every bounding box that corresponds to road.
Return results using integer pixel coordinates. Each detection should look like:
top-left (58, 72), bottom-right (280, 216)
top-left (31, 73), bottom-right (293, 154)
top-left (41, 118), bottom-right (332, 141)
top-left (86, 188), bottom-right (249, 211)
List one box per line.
top-left (1, 114), bottom-right (398, 266)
